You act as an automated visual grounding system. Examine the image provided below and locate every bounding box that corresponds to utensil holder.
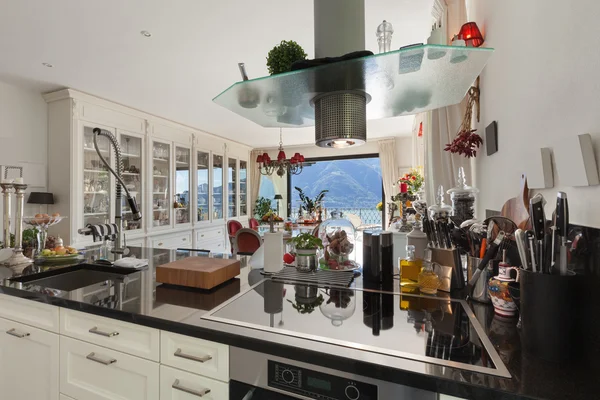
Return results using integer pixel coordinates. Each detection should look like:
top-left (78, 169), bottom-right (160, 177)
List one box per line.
top-left (520, 269), bottom-right (580, 362)
top-left (466, 256), bottom-right (492, 303)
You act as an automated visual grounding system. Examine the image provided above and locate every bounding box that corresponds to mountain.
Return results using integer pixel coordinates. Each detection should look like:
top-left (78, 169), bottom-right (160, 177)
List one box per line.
top-left (292, 158), bottom-right (382, 209)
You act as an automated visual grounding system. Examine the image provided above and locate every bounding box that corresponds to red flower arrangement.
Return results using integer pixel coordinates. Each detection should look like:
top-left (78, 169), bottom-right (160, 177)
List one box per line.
top-left (444, 129), bottom-right (483, 158)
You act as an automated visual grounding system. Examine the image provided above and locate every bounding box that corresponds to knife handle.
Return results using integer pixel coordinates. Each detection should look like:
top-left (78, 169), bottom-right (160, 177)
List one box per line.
top-left (530, 196), bottom-right (546, 240)
top-left (555, 192), bottom-right (568, 237)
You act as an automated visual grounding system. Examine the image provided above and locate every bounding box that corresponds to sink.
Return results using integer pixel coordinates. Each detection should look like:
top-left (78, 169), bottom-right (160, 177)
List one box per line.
top-left (10, 266), bottom-right (135, 291)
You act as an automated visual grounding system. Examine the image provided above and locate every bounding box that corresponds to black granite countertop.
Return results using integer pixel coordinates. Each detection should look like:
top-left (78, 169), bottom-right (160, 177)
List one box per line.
top-left (0, 247), bottom-right (597, 400)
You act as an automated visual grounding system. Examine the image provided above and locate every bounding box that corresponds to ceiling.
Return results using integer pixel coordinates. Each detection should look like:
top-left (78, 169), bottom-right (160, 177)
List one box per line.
top-left (0, 0), bottom-right (433, 147)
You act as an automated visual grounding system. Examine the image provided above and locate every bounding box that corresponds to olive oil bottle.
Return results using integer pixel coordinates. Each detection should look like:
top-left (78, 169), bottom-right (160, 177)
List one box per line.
top-left (400, 245), bottom-right (422, 286)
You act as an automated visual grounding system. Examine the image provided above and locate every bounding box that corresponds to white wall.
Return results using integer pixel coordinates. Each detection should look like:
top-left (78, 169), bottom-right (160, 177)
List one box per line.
top-left (0, 80), bottom-right (48, 237)
top-left (469, 0), bottom-right (600, 227)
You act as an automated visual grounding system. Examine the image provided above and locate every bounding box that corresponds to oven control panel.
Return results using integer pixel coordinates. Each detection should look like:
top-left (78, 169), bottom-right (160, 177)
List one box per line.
top-left (268, 360), bottom-right (378, 400)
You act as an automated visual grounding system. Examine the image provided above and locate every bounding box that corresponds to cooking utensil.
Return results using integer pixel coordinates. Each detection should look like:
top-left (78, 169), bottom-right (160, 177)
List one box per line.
top-left (467, 231), bottom-right (506, 294)
top-left (500, 174), bottom-right (531, 230)
top-left (530, 194), bottom-right (547, 273)
top-left (555, 192), bottom-right (569, 276)
top-left (527, 231), bottom-right (537, 273)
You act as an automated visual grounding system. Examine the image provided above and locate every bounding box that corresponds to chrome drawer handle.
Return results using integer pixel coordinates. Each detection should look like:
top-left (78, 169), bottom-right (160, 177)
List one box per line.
top-left (174, 348), bottom-right (212, 363)
top-left (86, 352), bottom-right (116, 365)
top-left (89, 326), bottom-right (119, 337)
top-left (172, 379), bottom-right (211, 397)
top-left (6, 328), bottom-right (30, 338)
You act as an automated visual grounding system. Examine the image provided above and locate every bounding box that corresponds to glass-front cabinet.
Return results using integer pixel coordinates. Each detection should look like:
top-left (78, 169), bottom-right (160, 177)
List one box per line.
top-left (175, 146), bottom-right (191, 225)
top-left (228, 158), bottom-right (237, 218)
top-left (152, 140), bottom-right (171, 227)
top-left (240, 160), bottom-right (248, 217)
top-left (213, 154), bottom-right (224, 220)
top-left (197, 151), bottom-right (210, 222)
top-left (83, 125), bottom-right (112, 226)
top-left (120, 132), bottom-right (143, 232)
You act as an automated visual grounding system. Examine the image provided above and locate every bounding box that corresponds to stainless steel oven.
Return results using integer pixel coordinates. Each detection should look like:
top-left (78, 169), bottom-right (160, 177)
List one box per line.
top-left (229, 347), bottom-right (436, 400)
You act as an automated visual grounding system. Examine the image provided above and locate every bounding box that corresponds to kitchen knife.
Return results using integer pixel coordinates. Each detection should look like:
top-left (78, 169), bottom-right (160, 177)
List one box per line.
top-left (555, 192), bottom-right (569, 275)
top-left (436, 221), bottom-right (446, 249)
top-left (527, 231), bottom-right (537, 273)
top-left (530, 194), bottom-right (547, 273)
top-left (515, 229), bottom-right (530, 270)
top-left (467, 231), bottom-right (505, 294)
top-left (422, 217), bottom-right (434, 247)
top-left (442, 222), bottom-right (452, 249)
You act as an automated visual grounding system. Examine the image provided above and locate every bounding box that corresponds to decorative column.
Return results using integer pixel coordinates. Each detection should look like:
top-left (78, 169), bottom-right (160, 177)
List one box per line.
top-left (4, 183), bottom-right (33, 268)
top-left (0, 182), bottom-right (13, 248)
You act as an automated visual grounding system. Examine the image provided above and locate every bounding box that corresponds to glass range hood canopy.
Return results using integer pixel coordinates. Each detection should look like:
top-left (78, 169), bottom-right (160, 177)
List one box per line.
top-left (213, 44), bottom-right (494, 128)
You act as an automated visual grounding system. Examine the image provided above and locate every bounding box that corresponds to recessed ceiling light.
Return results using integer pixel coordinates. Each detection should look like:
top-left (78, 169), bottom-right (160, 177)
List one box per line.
top-left (42, 63), bottom-right (53, 68)
top-left (140, 30), bottom-right (152, 37)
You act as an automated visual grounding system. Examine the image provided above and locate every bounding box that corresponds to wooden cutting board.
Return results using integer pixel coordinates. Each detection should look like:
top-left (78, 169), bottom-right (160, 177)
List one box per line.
top-left (156, 257), bottom-right (241, 290)
top-left (501, 174), bottom-right (531, 230)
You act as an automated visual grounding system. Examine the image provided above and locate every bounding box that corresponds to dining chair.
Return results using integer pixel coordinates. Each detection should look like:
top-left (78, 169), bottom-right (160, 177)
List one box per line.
top-left (233, 228), bottom-right (262, 256)
top-left (227, 220), bottom-right (243, 252)
top-left (249, 218), bottom-right (260, 230)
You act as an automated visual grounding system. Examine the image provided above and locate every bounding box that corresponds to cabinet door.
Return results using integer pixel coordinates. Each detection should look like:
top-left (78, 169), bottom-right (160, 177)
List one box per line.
top-left (151, 140), bottom-right (172, 228)
top-left (83, 124), bottom-right (114, 228)
top-left (212, 154), bottom-right (224, 221)
top-left (0, 317), bottom-right (59, 400)
top-left (60, 336), bottom-right (159, 400)
top-left (175, 146), bottom-right (191, 225)
top-left (227, 157), bottom-right (237, 218)
top-left (239, 160), bottom-right (248, 217)
top-left (197, 150), bottom-right (211, 223)
top-left (119, 131), bottom-right (144, 233)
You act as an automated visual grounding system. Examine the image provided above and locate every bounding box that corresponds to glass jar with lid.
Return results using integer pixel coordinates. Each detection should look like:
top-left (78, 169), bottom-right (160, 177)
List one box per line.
top-left (447, 167), bottom-right (479, 224)
top-left (318, 210), bottom-right (357, 270)
top-left (428, 185), bottom-right (452, 221)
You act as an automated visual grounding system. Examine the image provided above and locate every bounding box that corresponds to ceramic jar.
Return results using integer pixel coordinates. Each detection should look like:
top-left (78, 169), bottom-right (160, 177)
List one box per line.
top-left (488, 262), bottom-right (519, 317)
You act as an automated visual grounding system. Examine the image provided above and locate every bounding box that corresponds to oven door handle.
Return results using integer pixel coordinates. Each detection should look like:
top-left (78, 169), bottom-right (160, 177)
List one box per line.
top-left (241, 388), bottom-right (255, 400)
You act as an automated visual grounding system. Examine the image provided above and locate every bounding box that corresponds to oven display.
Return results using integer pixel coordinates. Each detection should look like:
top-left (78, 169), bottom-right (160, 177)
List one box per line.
top-left (268, 360), bottom-right (378, 400)
top-left (308, 376), bottom-right (332, 391)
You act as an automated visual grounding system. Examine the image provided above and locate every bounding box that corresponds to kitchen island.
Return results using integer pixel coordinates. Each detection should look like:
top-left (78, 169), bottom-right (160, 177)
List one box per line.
top-left (0, 247), bottom-right (596, 400)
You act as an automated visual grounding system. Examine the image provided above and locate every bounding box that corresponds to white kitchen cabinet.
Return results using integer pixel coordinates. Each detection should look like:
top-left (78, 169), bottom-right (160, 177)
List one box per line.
top-left (151, 231), bottom-right (193, 250)
top-left (45, 88), bottom-right (251, 247)
top-left (160, 365), bottom-right (229, 400)
top-left (0, 316), bottom-right (59, 400)
top-left (0, 292), bottom-right (59, 333)
top-left (60, 335), bottom-right (159, 400)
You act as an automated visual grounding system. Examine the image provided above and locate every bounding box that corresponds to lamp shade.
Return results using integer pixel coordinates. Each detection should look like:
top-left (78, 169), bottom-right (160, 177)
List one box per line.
top-left (27, 192), bottom-right (54, 205)
top-left (274, 194), bottom-right (283, 200)
top-left (459, 22), bottom-right (483, 47)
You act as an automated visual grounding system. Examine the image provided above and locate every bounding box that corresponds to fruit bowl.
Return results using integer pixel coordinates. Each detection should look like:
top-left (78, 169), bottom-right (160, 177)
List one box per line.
top-left (23, 214), bottom-right (67, 228)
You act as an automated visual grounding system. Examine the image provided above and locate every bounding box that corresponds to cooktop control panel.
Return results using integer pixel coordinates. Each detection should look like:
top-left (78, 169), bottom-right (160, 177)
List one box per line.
top-left (268, 360), bottom-right (378, 400)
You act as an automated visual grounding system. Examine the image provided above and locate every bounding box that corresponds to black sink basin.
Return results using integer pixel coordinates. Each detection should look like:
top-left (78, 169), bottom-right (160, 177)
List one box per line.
top-left (10, 264), bottom-right (136, 291)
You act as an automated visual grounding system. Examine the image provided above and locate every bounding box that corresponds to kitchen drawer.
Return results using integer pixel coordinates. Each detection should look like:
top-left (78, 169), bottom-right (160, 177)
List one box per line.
top-left (60, 336), bottom-right (159, 400)
top-left (199, 238), bottom-right (225, 253)
top-left (0, 293), bottom-right (59, 333)
top-left (160, 331), bottom-right (229, 382)
top-left (196, 227), bottom-right (224, 242)
top-left (60, 308), bottom-right (160, 362)
top-left (160, 365), bottom-right (228, 400)
top-left (152, 232), bottom-right (192, 250)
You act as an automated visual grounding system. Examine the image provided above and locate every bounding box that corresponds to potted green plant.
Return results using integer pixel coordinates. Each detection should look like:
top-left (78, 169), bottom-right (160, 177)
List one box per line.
top-left (288, 233), bottom-right (323, 272)
top-left (253, 196), bottom-right (273, 221)
top-left (295, 187), bottom-right (328, 216)
top-left (266, 40), bottom-right (307, 75)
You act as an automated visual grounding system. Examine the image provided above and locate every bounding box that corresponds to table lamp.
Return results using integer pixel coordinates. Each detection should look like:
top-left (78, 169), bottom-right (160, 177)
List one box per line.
top-left (274, 194), bottom-right (283, 216)
top-left (27, 192), bottom-right (54, 214)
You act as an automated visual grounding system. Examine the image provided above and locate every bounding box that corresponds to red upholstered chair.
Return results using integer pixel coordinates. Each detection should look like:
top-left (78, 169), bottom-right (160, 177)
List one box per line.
top-left (227, 220), bottom-right (243, 252)
top-left (249, 218), bottom-right (260, 230)
top-left (233, 228), bottom-right (262, 255)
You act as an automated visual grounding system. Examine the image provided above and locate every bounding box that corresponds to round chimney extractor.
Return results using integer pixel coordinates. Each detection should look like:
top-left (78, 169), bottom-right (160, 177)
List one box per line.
top-left (312, 90), bottom-right (370, 148)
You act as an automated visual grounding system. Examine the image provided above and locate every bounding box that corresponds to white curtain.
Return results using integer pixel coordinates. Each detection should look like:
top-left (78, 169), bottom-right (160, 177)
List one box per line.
top-left (249, 150), bottom-right (262, 217)
top-left (378, 139), bottom-right (398, 203)
top-left (423, 0), bottom-right (473, 206)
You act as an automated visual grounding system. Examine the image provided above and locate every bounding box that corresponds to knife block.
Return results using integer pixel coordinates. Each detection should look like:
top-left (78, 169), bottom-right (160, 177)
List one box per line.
top-left (431, 247), bottom-right (465, 290)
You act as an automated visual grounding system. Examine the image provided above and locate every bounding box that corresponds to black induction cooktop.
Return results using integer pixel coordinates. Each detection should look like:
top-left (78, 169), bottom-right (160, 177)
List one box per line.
top-left (203, 279), bottom-right (510, 378)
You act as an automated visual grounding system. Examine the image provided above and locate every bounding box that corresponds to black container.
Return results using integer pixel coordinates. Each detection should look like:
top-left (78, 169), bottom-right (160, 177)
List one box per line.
top-left (520, 269), bottom-right (581, 362)
top-left (362, 230), bottom-right (393, 284)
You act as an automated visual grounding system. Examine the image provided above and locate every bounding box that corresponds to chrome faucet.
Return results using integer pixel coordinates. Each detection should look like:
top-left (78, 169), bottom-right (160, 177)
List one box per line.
top-left (92, 128), bottom-right (142, 254)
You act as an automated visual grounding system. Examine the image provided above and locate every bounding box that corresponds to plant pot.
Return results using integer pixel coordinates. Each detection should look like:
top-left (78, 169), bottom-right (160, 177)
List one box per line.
top-left (295, 248), bottom-right (317, 272)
